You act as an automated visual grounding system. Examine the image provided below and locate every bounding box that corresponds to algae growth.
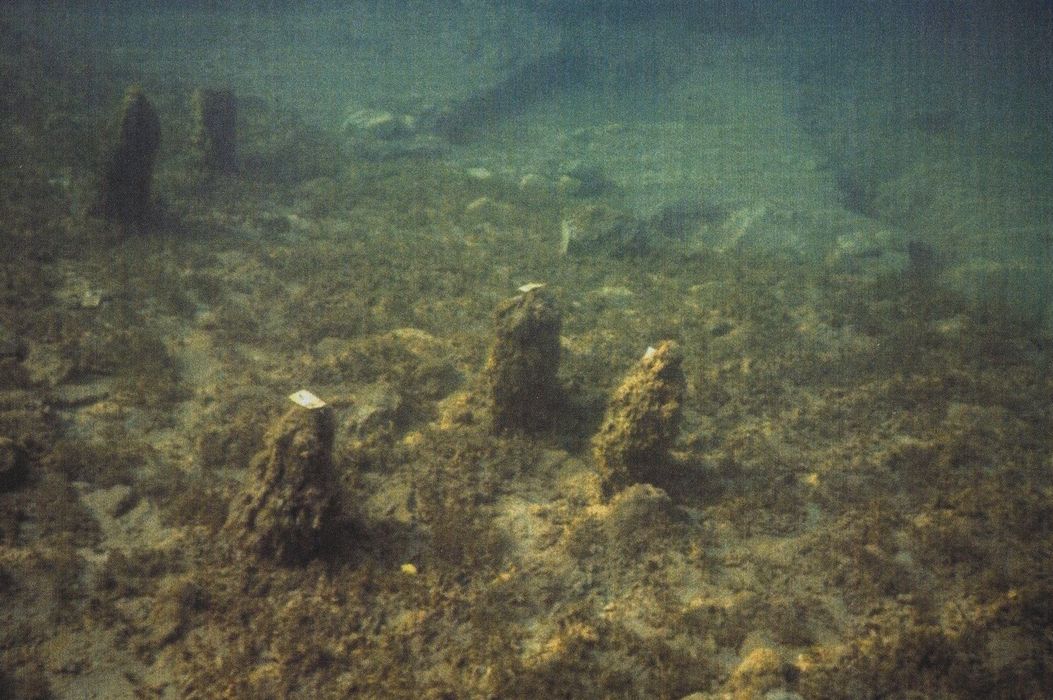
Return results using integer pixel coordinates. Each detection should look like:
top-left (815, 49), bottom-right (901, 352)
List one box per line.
top-left (1, 3), bottom-right (1052, 699)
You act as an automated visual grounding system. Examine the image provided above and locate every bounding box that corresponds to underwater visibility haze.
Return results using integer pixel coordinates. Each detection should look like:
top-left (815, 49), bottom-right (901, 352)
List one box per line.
top-left (1, 1), bottom-right (1052, 697)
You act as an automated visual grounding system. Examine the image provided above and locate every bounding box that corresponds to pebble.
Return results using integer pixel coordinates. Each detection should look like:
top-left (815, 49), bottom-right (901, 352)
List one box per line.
top-left (342, 108), bottom-right (410, 140)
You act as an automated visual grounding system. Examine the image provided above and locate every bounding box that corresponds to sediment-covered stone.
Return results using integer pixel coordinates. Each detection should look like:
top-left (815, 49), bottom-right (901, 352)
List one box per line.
top-left (593, 340), bottom-right (686, 497)
top-left (485, 286), bottom-right (562, 433)
top-left (223, 403), bottom-right (336, 564)
top-left (563, 483), bottom-right (676, 559)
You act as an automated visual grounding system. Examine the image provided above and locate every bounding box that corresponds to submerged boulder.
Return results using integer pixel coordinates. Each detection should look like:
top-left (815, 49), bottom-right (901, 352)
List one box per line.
top-left (593, 340), bottom-right (686, 498)
top-left (223, 400), bottom-right (336, 564)
top-left (485, 285), bottom-right (562, 433)
top-left (560, 203), bottom-right (646, 258)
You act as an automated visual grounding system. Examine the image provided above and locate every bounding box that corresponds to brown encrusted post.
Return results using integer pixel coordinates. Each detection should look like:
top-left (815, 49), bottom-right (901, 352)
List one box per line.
top-left (191, 88), bottom-right (237, 174)
top-left (593, 340), bottom-right (686, 498)
top-left (485, 285), bottom-right (562, 433)
top-left (94, 85), bottom-right (161, 224)
top-left (223, 403), bottom-right (336, 564)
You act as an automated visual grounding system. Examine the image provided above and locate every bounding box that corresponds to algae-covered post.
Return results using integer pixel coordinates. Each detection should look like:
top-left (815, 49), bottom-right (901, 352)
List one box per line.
top-left (485, 284), bottom-right (562, 434)
top-left (223, 393), bottom-right (336, 564)
top-left (0, 437), bottom-right (29, 492)
top-left (593, 340), bottom-right (686, 498)
top-left (191, 88), bottom-right (237, 174)
top-left (93, 85), bottom-right (161, 225)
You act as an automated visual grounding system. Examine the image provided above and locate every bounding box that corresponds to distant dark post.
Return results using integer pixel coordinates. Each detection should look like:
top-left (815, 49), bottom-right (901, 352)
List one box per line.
top-left (94, 85), bottom-right (161, 225)
top-left (191, 88), bottom-right (237, 174)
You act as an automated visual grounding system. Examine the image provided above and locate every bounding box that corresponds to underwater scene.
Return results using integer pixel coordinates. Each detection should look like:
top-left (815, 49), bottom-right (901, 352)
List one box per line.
top-left (1, 1), bottom-right (1052, 697)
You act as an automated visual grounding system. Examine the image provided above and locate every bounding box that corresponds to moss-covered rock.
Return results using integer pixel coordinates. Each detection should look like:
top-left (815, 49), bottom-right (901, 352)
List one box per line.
top-left (729, 646), bottom-right (794, 699)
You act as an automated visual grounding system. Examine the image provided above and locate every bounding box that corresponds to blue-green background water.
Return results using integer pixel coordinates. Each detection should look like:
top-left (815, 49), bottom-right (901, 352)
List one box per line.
top-left (13, 0), bottom-right (1048, 320)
